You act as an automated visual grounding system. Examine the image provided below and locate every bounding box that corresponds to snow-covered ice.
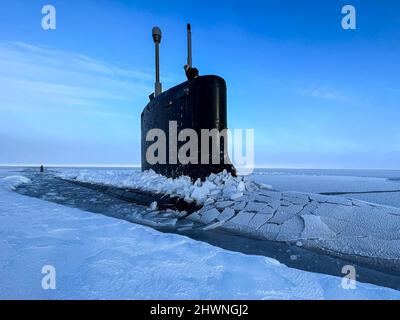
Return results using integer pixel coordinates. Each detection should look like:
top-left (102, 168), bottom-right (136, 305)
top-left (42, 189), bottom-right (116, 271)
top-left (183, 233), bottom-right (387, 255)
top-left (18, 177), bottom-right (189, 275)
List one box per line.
top-left (56, 168), bottom-right (400, 267)
top-left (1, 169), bottom-right (400, 299)
top-left (253, 169), bottom-right (400, 208)
top-left (252, 170), bottom-right (400, 194)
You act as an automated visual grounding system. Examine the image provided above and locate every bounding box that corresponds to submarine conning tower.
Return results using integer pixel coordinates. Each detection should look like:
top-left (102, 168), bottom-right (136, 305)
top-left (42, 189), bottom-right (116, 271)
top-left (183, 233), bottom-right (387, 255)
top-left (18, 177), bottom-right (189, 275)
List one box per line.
top-left (141, 24), bottom-right (235, 181)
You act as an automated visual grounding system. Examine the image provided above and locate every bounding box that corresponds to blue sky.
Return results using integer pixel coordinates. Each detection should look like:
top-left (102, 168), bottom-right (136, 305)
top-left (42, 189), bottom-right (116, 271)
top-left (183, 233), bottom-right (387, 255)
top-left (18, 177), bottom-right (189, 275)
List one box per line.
top-left (0, 0), bottom-right (399, 168)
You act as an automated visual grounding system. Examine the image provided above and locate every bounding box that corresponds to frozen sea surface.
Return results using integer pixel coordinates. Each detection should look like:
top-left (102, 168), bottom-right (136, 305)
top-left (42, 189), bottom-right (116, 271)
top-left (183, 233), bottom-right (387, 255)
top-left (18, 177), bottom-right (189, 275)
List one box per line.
top-left (51, 167), bottom-right (400, 267)
top-left (252, 169), bottom-right (400, 208)
top-left (13, 168), bottom-right (400, 291)
top-left (1, 168), bottom-right (400, 300)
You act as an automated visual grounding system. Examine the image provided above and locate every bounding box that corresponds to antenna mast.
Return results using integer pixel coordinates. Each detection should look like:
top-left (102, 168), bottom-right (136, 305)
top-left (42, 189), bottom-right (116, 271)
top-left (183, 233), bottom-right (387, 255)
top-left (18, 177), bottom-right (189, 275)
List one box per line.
top-left (187, 23), bottom-right (192, 68)
top-left (152, 26), bottom-right (162, 97)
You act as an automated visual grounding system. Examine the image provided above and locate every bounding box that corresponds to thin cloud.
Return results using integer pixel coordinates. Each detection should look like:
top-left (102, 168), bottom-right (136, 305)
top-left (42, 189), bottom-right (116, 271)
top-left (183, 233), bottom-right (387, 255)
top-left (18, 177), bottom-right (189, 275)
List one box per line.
top-left (0, 41), bottom-right (165, 164)
top-left (0, 41), bottom-right (160, 113)
top-left (297, 86), bottom-right (351, 102)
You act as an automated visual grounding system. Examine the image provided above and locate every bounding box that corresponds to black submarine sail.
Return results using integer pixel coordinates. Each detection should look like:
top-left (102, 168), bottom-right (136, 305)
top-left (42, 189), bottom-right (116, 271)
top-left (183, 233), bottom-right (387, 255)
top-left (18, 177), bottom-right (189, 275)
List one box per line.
top-left (141, 24), bottom-right (235, 180)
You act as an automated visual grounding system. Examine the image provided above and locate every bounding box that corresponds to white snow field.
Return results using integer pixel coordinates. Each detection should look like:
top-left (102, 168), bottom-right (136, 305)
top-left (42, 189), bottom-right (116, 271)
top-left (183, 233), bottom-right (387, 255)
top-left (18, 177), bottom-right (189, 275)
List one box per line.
top-left (57, 169), bottom-right (400, 266)
top-left (1, 170), bottom-right (400, 299)
top-left (252, 170), bottom-right (400, 208)
top-left (253, 170), bottom-right (400, 194)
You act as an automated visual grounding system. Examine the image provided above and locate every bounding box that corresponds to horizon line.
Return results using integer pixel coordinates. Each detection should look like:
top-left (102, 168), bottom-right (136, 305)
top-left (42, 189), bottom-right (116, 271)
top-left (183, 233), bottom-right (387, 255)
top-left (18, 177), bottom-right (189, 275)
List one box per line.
top-left (1, 164), bottom-right (399, 171)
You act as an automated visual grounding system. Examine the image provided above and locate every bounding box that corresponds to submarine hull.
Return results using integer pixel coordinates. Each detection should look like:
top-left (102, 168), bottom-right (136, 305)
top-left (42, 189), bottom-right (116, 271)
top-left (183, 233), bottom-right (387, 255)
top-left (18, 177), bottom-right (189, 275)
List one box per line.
top-left (141, 75), bottom-right (235, 180)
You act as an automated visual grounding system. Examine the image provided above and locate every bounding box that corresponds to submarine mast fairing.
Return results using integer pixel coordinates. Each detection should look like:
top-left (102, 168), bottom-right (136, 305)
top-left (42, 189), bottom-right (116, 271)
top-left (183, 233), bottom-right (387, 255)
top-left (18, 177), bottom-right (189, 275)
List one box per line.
top-left (141, 24), bottom-right (235, 180)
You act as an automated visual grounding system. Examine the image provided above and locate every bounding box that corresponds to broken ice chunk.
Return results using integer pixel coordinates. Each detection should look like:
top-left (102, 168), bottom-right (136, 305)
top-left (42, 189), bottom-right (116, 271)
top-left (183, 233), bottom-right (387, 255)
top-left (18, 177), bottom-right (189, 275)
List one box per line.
top-left (190, 185), bottom-right (210, 202)
top-left (200, 208), bottom-right (221, 224)
top-left (230, 192), bottom-right (243, 200)
top-left (149, 201), bottom-right (158, 210)
top-left (244, 201), bottom-right (270, 212)
top-left (202, 180), bottom-right (216, 190)
top-left (216, 200), bottom-right (234, 210)
top-left (237, 181), bottom-right (246, 192)
top-left (301, 214), bottom-right (336, 239)
top-left (217, 207), bottom-right (236, 222)
top-left (228, 211), bottom-right (256, 226)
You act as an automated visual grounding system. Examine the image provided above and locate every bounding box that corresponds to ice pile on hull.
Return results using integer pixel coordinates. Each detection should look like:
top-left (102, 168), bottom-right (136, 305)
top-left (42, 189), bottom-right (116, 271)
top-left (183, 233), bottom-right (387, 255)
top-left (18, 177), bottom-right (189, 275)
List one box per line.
top-left (57, 168), bottom-right (266, 204)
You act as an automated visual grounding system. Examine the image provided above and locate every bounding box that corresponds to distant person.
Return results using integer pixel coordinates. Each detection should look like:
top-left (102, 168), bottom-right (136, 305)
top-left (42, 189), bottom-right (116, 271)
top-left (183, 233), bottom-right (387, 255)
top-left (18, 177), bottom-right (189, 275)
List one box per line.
top-left (40, 165), bottom-right (44, 173)
top-left (184, 64), bottom-right (199, 81)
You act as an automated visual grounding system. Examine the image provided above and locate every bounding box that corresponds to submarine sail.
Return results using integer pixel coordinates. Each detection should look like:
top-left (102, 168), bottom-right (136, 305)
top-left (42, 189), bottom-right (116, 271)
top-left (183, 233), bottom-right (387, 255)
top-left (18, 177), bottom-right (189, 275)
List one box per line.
top-left (141, 24), bottom-right (235, 180)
